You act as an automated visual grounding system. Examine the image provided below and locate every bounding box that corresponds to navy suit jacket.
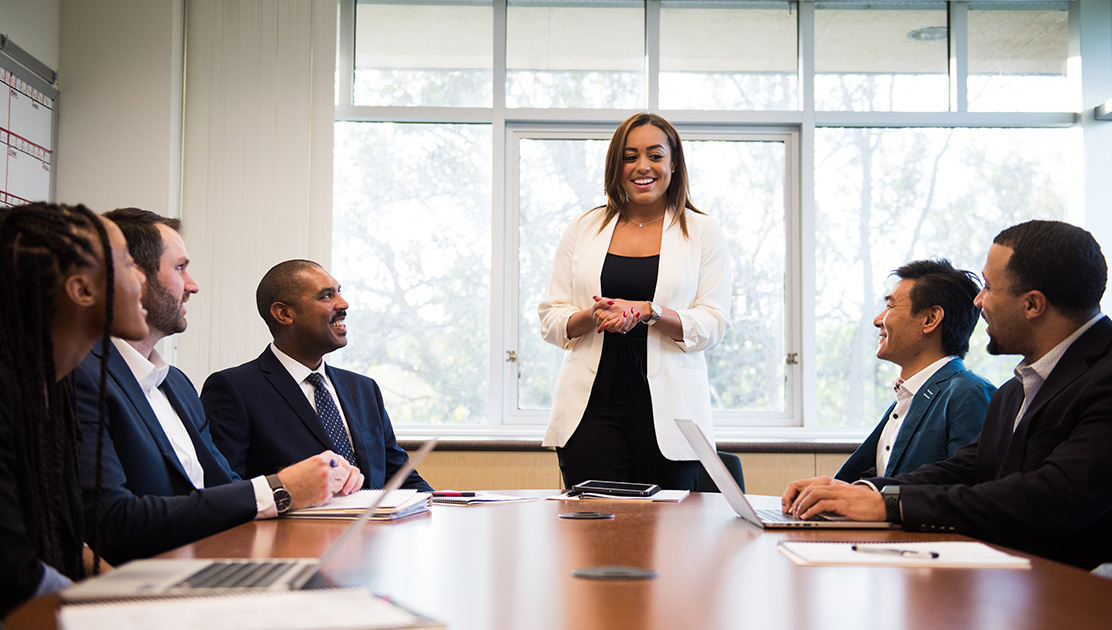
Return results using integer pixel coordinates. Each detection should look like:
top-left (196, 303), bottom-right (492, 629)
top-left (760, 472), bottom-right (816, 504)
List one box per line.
top-left (836, 358), bottom-right (995, 482)
top-left (74, 344), bottom-right (256, 565)
top-left (869, 316), bottom-right (1112, 569)
top-left (200, 347), bottom-right (432, 492)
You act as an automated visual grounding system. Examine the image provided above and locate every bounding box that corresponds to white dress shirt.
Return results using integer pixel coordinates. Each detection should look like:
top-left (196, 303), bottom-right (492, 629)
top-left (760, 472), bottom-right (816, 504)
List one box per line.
top-left (269, 343), bottom-right (356, 447)
top-left (876, 355), bottom-right (958, 476)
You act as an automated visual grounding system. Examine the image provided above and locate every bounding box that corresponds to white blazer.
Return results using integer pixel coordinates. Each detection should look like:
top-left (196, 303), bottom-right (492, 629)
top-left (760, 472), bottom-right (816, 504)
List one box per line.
top-left (538, 208), bottom-right (733, 460)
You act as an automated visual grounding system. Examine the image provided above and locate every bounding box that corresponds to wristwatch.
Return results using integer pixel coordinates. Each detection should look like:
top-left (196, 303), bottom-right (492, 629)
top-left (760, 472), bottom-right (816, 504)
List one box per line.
top-left (646, 302), bottom-right (662, 326)
top-left (266, 474), bottom-right (293, 514)
top-left (880, 485), bottom-right (902, 525)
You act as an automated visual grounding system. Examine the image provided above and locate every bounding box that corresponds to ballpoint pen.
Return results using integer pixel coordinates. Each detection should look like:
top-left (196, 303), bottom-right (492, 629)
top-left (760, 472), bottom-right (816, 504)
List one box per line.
top-left (432, 491), bottom-right (477, 497)
top-left (851, 545), bottom-right (939, 559)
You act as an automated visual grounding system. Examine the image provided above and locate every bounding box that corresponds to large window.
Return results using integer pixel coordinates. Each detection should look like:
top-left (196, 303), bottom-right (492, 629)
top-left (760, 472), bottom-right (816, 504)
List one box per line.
top-left (334, 0), bottom-right (1080, 438)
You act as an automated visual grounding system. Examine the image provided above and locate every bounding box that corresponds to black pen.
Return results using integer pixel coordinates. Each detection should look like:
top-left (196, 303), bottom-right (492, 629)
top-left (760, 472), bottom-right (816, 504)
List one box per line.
top-left (851, 545), bottom-right (939, 559)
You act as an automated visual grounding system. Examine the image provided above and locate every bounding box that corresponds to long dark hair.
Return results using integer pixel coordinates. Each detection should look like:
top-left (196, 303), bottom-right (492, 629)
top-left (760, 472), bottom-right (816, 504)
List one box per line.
top-left (597, 113), bottom-right (704, 238)
top-left (0, 202), bottom-right (113, 578)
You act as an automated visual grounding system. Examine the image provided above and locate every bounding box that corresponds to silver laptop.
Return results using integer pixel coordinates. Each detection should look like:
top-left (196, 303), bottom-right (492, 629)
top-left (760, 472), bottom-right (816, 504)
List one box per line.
top-left (62, 439), bottom-right (438, 603)
top-left (675, 419), bottom-right (895, 530)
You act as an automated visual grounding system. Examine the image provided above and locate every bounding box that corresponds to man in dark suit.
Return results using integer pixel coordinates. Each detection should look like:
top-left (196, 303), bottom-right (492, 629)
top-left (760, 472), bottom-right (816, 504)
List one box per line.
top-left (200, 259), bottom-right (432, 492)
top-left (783, 220), bottom-right (1112, 569)
top-left (835, 259), bottom-right (996, 482)
top-left (74, 209), bottom-right (362, 564)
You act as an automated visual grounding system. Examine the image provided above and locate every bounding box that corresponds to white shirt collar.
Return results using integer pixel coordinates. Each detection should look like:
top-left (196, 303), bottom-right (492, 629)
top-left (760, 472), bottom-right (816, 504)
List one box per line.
top-left (1014, 312), bottom-right (1105, 382)
top-left (895, 355), bottom-right (958, 398)
top-left (112, 337), bottom-right (170, 392)
top-left (269, 342), bottom-right (328, 385)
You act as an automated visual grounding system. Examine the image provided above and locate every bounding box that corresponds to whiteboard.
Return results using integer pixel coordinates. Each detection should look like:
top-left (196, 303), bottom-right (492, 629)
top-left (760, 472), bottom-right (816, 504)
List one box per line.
top-left (2, 43), bottom-right (57, 207)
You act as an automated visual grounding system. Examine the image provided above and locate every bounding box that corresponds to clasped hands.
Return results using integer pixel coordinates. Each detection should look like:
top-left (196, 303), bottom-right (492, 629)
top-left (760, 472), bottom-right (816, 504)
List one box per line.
top-left (590, 295), bottom-right (646, 334)
top-left (277, 450), bottom-right (365, 510)
top-left (780, 476), bottom-right (887, 522)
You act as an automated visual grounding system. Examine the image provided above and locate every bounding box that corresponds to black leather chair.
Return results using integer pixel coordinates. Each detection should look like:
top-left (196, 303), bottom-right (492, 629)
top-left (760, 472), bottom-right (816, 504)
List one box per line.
top-left (695, 451), bottom-right (745, 493)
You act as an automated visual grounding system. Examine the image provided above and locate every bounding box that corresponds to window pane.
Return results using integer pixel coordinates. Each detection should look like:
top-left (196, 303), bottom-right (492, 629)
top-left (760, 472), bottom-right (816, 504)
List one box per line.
top-left (814, 127), bottom-right (1078, 428)
top-left (517, 138), bottom-right (608, 410)
top-left (354, 1), bottom-right (492, 107)
top-left (332, 122), bottom-right (492, 425)
top-left (968, 5), bottom-right (1073, 112)
top-left (506, 1), bottom-right (644, 109)
top-left (517, 136), bottom-right (789, 417)
top-left (660, 3), bottom-right (797, 110)
top-left (815, 5), bottom-right (949, 112)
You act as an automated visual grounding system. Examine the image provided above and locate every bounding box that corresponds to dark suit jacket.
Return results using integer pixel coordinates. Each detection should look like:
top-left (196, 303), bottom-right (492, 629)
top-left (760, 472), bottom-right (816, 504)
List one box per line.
top-left (200, 347), bottom-right (432, 492)
top-left (836, 358), bottom-right (995, 482)
top-left (0, 360), bottom-right (84, 617)
top-left (869, 316), bottom-right (1112, 569)
top-left (73, 344), bottom-right (256, 565)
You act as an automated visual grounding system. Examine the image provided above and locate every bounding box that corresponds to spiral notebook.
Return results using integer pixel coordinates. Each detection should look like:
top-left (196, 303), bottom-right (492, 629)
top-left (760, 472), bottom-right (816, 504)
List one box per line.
top-left (61, 440), bottom-right (438, 603)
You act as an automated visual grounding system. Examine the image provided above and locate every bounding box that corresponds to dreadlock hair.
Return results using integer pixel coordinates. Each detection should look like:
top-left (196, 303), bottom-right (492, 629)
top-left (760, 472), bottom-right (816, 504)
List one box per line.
top-left (0, 202), bottom-right (114, 579)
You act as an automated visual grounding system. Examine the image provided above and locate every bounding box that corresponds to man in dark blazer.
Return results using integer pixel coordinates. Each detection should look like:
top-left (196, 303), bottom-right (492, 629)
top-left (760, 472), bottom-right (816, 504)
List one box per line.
top-left (75, 210), bottom-right (361, 564)
top-left (783, 220), bottom-right (1112, 569)
top-left (835, 259), bottom-right (996, 482)
top-left (200, 259), bottom-right (432, 492)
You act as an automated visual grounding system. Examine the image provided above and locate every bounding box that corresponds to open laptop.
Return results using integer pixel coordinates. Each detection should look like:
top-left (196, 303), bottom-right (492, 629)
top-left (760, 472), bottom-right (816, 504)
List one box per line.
top-left (62, 439), bottom-right (438, 603)
top-left (675, 419), bottom-right (895, 530)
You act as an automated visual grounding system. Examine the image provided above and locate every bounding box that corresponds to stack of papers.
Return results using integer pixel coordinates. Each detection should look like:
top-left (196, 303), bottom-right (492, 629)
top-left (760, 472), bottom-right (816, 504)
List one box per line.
top-left (548, 490), bottom-right (690, 503)
top-left (430, 492), bottom-right (539, 507)
top-left (285, 489), bottom-right (430, 520)
top-left (777, 541), bottom-right (1031, 568)
top-left (57, 587), bottom-right (444, 630)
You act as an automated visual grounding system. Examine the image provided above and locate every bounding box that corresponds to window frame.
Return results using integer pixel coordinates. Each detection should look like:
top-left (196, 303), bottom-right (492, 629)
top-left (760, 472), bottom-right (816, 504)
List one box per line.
top-left (334, 0), bottom-right (1089, 440)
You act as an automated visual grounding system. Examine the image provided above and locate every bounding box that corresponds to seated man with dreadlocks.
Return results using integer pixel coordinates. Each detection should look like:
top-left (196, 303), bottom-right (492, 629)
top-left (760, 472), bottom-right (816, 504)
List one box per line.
top-left (0, 203), bottom-right (148, 618)
top-left (72, 208), bottom-right (364, 566)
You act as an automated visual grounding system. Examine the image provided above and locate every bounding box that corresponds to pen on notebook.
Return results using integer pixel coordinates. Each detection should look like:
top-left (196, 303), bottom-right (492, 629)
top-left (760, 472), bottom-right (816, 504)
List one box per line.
top-left (432, 491), bottom-right (477, 497)
top-left (851, 545), bottom-right (939, 559)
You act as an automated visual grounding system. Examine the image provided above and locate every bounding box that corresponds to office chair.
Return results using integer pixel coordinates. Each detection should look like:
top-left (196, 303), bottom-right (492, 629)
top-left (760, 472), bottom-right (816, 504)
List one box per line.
top-left (695, 451), bottom-right (745, 493)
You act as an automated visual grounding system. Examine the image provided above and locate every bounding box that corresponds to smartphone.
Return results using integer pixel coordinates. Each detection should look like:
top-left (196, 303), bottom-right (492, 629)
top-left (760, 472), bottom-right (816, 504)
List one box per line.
top-left (571, 480), bottom-right (661, 497)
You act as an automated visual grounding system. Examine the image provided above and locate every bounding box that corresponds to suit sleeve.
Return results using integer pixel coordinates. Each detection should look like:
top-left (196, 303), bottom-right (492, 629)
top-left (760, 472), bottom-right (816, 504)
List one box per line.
top-left (874, 376), bottom-right (1112, 556)
top-left (673, 215), bottom-right (732, 353)
top-left (199, 371), bottom-right (253, 479)
top-left (74, 361), bottom-right (257, 565)
top-left (538, 216), bottom-right (586, 351)
top-left (369, 380), bottom-right (433, 492)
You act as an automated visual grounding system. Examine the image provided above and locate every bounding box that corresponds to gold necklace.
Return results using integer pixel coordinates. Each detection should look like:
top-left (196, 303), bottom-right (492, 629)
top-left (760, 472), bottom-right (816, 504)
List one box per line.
top-left (624, 212), bottom-right (665, 228)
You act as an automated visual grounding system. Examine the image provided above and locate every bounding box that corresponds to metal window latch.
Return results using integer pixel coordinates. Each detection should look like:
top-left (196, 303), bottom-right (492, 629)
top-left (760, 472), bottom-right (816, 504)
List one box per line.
top-left (505, 350), bottom-right (519, 363)
top-left (785, 352), bottom-right (799, 365)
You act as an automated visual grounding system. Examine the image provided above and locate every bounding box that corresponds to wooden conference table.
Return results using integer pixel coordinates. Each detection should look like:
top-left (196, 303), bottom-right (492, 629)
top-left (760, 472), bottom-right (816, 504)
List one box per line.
top-left (10, 491), bottom-right (1112, 630)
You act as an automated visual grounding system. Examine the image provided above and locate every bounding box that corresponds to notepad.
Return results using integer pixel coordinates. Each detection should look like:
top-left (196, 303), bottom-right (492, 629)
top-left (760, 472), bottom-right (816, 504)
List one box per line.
top-left (776, 541), bottom-right (1031, 568)
top-left (57, 588), bottom-right (444, 630)
top-left (430, 493), bottom-right (539, 506)
top-left (284, 489), bottom-right (430, 520)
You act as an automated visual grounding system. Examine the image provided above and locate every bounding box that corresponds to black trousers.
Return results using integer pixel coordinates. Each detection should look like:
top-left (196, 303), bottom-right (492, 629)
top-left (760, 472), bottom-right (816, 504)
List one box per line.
top-left (556, 358), bottom-right (700, 491)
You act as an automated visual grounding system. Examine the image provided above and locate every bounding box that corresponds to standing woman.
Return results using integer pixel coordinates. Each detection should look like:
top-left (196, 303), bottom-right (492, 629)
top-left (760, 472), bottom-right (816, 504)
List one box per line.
top-left (0, 203), bottom-right (148, 618)
top-left (539, 113), bottom-right (732, 490)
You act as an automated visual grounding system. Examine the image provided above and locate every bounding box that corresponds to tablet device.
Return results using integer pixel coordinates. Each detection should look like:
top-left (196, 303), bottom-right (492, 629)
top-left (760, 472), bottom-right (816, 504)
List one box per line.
top-left (572, 480), bottom-right (661, 497)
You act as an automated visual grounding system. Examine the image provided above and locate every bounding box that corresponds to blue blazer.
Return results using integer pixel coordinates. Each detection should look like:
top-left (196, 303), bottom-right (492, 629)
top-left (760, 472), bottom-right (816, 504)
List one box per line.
top-left (836, 358), bottom-right (996, 482)
top-left (200, 347), bottom-right (432, 492)
top-left (870, 317), bottom-right (1112, 569)
top-left (74, 344), bottom-right (256, 565)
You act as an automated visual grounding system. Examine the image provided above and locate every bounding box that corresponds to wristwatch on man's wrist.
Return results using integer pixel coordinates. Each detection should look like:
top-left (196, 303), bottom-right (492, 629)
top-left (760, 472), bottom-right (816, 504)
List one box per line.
top-left (266, 474), bottom-right (293, 514)
top-left (646, 302), bottom-right (662, 326)
top-left (880, 485), bottom-right (902, 525)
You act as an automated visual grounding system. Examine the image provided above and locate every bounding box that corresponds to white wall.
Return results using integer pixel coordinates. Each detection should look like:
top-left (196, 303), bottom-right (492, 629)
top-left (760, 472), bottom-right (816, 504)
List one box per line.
top-left (55, 0), bottom-right (183, 216)
top-left (0, 0), bottom-right (60, 70)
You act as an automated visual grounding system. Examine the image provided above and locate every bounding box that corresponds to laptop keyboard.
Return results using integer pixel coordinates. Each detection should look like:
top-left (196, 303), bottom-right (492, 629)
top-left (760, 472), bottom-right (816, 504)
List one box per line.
top-left (174, 561), bottom-right (299, 589)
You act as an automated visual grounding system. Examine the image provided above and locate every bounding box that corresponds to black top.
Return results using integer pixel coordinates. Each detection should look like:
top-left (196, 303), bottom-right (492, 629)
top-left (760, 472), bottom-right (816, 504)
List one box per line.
top-left (591, 253), bottom-right (660, 400)
top-left (0, 360), bottom-right (84, 617)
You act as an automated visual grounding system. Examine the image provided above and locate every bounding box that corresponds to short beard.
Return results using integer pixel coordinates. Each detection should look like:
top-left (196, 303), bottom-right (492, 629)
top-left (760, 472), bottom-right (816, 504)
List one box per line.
top-left (144, 277), bottom-right (186, 336)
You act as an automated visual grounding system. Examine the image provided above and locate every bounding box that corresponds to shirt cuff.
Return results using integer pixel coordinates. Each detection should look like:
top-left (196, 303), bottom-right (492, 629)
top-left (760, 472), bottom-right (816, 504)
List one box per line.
top-left (34, 562), bottom-right (73, 599)
top-left (252, 475), bottom-right (278, 519)
top-left (853, 479), bottom-right (880, 492)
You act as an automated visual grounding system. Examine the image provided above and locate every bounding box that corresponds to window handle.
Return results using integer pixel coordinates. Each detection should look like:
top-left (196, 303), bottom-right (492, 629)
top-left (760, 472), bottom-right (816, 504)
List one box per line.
top-left (785, 352), bottom-right (799, 365)
top-left (505, 350), bottom-right (519, 363)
